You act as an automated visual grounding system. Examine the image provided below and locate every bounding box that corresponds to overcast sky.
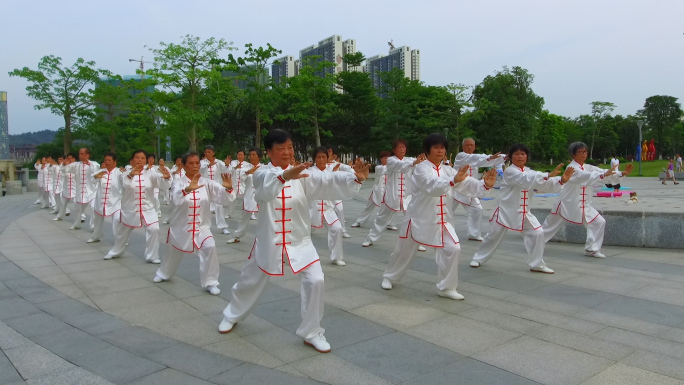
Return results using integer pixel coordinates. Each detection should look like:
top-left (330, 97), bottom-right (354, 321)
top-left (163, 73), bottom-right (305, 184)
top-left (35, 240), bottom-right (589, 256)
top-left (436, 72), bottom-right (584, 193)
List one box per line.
top-left (2, 0), bottom-right (683, 134)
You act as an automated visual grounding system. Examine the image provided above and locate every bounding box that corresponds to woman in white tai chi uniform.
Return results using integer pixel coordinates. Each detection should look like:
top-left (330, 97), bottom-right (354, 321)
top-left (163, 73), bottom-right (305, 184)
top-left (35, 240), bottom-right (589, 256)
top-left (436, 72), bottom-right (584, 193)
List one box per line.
top-left (381, 133), bottom-right (495, 300)
top-left (153, 151), bottom-right (236, 295)
top-left (65, 148), bottom-right (100, 230)
top-left (470, 143), bottom-right (574, 273)
top-left (219, 129), bottom-right (369, 354)
top-left (200, 145), bottom-right (231, 234)
top-left (542, 142), bottom-right (632, 258)
top-left (351, 151), bottom-right (397, 229)
top-left (226, 148), bottom-right (262, 244)
top-left (104, 150), bottom-right (171, 262)
top-left (88, 152), bottom-right (124, 244)
top-left (54, 154), bottom-right (76, 221)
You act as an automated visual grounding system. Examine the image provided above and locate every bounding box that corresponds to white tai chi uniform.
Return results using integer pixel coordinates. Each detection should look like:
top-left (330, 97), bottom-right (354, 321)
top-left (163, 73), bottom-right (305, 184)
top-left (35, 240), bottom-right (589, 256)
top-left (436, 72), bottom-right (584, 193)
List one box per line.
top-left (105, 170), bottom-right (170, 261)
top-left (65, 160), bottom-right (100, 229)
top-left (225, 160), bottom-right (249, 218)
top-left (472, 166), bottom-right (564, 269)
top-left (144, 165), bottom-right (162, 216)
top-left (230, 165), bottom-right (260, 240)
top-left (222, 163), bottom-right (362, 340)
top-left (49, 164), bottom-right (63, 213)
top-left (309, 166), bottom-right (346, 263)
top-left (542, 161), bottom-right (623, 253)
top-left (367, 156), bottom-right (416, 242)
top-left (200, 159), bottom-right (229, 230)
top-left (39, 164), bottom-right (54, 209)
top-left (91, 168), bottom-right (124, 242)
top-left (34, 163), bottom-right (45, 206)
top-left (452, 152), bottom-right (505, 239)
top-left (355, 164), bottom-right (388, 226)
top-left (56, 166), bottom-right (75, 220)
top-left (155, 176), bottom-right (236, 288)
top-left (383, 161), bottom-right (489, 289)
top-left (326, 161), bottom-right (352, 233)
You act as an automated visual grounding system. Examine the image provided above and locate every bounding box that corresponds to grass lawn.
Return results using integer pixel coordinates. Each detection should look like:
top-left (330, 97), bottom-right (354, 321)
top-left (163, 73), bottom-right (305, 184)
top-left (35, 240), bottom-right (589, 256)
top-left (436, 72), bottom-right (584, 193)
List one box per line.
top-left (595, 159), bottom-right (668, 177)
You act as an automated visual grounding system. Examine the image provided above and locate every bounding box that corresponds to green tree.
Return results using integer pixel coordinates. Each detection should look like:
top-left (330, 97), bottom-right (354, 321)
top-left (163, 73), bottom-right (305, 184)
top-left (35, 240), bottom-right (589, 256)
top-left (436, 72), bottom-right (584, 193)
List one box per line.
top-left (588, 101), bottom-right (616, 159)
top-left (533, 111), bottom-right (567, 162)
top-left (88, 75), bottom-right (135, 152)
top-left (148, 35), bottom-right (236, 152)
top-left (469, 66), bottom-right (544, 152)
top-left (9, 55), bottom-right (108, 155)
top-left (441, 83), bottom-right (472, 153)
top-left (373, 68), bottom-right (422, 149)
top-left (638, 95), bottom-right (683, 156)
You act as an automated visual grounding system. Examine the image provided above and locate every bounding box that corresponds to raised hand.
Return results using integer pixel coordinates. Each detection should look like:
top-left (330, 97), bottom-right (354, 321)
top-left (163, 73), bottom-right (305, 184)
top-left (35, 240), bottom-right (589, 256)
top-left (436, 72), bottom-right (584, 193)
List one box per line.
top-left (487, 152), bottom-right (503, 161)
top-left (333, 163), bottom-right (341, 172)
top-left (129, 165), bottom-right (144, 177)
top-left (413, 154), bottom-right (427, 165)
top-left (561, 166), bottom-right (574, 184)
top-left (283, 162), bottom-right (312, 181)
top-left (246, 165), bottom-right (260, 175)
top-left (549, 163), bottom-right (565, 177)
top-left (623, 163), bottom-right (634, 176)
top-left (225, 155), bottom-right (232, 166)
top-left (235, 161), bottom-right (242, 169)
top-left (173, 166), bottom-right (182, 174)
top-left (329, 154), bottom-right (338, 163)
top-left (186, 173), bottom-right (205, 192)
top-left (604, 164), bottom-right (618, 178)
top-left (454, 165), bottom-right (470, 183)
top-left (483, 169), bottom-right (497, 188)
top-left (159, 165), bottom-right (171, 179)
top-left (221, 173), bottom-right (233, 190)
top-left (94, 169), bottom-right (106, 179)
top-left (353, 158), bottom-right (370, 182)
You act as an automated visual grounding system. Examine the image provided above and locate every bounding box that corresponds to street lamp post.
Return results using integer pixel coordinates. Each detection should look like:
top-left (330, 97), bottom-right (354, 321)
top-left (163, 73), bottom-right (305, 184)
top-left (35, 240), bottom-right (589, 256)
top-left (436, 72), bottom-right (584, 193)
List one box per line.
top-left (637, 120), bottom-right (644, 176)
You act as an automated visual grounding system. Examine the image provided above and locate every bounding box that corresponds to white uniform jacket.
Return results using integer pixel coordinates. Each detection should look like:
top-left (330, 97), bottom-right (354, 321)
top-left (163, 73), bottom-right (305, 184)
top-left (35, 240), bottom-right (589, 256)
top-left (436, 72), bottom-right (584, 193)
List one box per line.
top-left (250, 163), bottom-right (362, 275)
top-left (166, 176), bottom-right (236, 252)
top-left (200, 160), bottom-right (227, 184)
top-left (170, 165), bottom-right (186, 179)
top-left (51, 165), bottom-right (63, 195)
top-left (400, 161), bottom-right (490, 247)
top-left (92, 168), bottom-right (124, 217)
top-left (490, 166), bottom-right (564, 231)
top-left (308, 166), bottom-right (340, 228)
top-left (231, 160), bottom-right (250, 196)
top-left (34, 164), bottom-right (44, 189)
top-left (452, 152), bottom-right (505, 206)
top-left (326, 162), bottom-right (354, 206)
top-left (41, 165), bottom-right (53, 192)
top-left (370, 165), bottom-right (388, 207)
top-left (65, 161), bottom-right (100, 204)
top-left (550, 161), bottom-right (623, 224)
top-left (241, 166), bottom-right (260, 212)
top-left (120, 171), bottom-right (169, 227)
top-left (59, 166), bottom-right (76, 199)
top-left (383, 156), bottom-right (416, 211)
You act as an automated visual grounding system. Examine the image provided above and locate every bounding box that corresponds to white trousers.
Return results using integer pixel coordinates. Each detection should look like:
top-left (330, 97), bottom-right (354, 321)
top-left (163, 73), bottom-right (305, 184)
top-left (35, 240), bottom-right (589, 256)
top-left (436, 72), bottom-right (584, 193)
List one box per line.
top-left (153, 188), bottom-right (161, 215)
top-left (453, 200), bottom-right (483, 239)
top-left (41, 190), bottom-right (54, 208)
top-left (162, 188), bottom-right (170, 204)
top-left (224, 198), bottom-right (237, 217)
top-left (56, 196), bottom-right (72, 219)
top-left (356, 199), bottom-right (397, 227)
top-left (92, 211), bottom-right (122, 242)
top-left (542, 213), bottom-right (606, 252)
top-left (156, 238), bottom-right (220, 288)
top-left (223, 257), bottom-right (325, 340)
top-left (214, 204), bottom-right (228, 229)
top-left (233, 209), bottom-right (252, 239)
top-left (383, 226), bottom-right (461, 291)
top-left (72, 202), bottom-right (93, 229)
top-left (368, 205), bottom-right (402, 242)
top-left (472, 219), bottom-right (547, 269)
top-left (334, 202), bottom-right (346, 232)
top-left (312, 219), bottom-right (345, 262)
top-left (106, 221), bottom-right (160, 261)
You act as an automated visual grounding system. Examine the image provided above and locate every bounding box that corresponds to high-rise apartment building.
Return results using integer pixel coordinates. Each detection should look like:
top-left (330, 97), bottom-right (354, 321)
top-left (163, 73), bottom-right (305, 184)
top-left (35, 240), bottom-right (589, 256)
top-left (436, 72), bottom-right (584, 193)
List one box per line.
top-left (365, 46), bottom-right (421, 92)
top-left (299, 35), bottom-right (358, 76)
top-left (271, 55), bottom-right (296, 86)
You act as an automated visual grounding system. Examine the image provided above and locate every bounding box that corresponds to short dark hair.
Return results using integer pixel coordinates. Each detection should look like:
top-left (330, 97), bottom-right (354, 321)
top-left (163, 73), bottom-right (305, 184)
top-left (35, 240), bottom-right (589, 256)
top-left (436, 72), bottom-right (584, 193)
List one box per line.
top-left (103, 152), bottom-right (117, 162)
top-left (236, 150), bottom-right (245, 156)
top-left (312, 146), bottom-right (328, 160)
top-left (569, 142), bottom-right (588, 156)
top-left (264, 129), bottom-right (292, 150)
top-left (182, 152), bottom-right (200, 165)
top-left (379, 151), bottom-right (391, 158)
top-left (248, 147), bottom-right (263, 158)
top-left (131, 149), bottom-right (147, 159)
top-left (174, 155), bottom-right (182, 162)
top-left (392, 138), bottom-right (408, 151)
top-left (507, 143), bottom-right (531, 161)
top-left (80, 147), bottom-right (91, 155)
top-left (204, 145), bottom-right (215, 152)
top-left (67, 153), bottom-right (77, 159)
top-left (423, 133), bottom-right (448, 155)
top-left (147, 153), bottom-right (156, 161)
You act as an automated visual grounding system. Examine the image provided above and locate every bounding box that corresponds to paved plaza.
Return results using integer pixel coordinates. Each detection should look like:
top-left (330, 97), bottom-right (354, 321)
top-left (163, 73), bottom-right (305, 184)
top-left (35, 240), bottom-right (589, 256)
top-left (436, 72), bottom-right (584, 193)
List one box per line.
top-left (0, 177), bottom-right (683, 384)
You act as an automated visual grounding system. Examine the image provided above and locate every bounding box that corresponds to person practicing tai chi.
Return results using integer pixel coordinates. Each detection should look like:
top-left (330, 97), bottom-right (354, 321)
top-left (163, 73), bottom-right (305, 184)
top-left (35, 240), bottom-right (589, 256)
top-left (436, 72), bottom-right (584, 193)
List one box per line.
top-left (104, 150), bottom-right (171, 262)
top-left (50, 156), bottom-right (66, 217)
top-left (380, 133), bottom-right (495, 300)
top-left (451, 138), bottom-right (505, 241)
top-left (153, 152), bottom-right (236, 295)
top-left (219, 129), bottom-right (369, 354)
top-left (200, 145), bottom-right (231, 234)
top-left (225, 150), bottom-right (249, 219)
top-left (65, 148), bottom-right (100, 230)
top-left (88, 152), bottom-right (123, 244)
top-left (325, 147), bottom-right (353, 238)
top-left (54, 154), bottom-right (76, 221)
top-left (226, 148), bottom-right (262, 244)
top-left (351, 151), bottom-right (398, 229)
top-left (470, 143), bottom-right (574, 273)
top-left (363, 139), bottom-right (425, 247)
top-left (542, 142), bottom-right (632, 258)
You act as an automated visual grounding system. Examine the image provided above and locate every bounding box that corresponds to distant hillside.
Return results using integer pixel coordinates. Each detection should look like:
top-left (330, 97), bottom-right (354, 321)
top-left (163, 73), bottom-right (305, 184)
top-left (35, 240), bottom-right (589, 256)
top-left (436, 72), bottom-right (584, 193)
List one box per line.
top-left (9, 130), bottom-right (56, 146)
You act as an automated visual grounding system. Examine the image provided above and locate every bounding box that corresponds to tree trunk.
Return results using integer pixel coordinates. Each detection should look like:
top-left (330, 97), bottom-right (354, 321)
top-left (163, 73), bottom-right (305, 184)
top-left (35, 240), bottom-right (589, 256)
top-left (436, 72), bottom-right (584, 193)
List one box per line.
top-left (64, 114), bottom-right (72, 155)
top-left (314, 115), bottom-right (321, 147)
top-left (110, 133), bottom-right (115, 152)
top-left (255, 105), bottom-right (261, 148)
top-left (190, 124), bottom-right (197, 152)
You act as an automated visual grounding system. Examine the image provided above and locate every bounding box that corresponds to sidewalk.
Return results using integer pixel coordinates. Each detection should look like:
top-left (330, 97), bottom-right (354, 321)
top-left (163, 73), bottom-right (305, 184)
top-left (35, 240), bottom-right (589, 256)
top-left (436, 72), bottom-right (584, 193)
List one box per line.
top-left (1, 186), bottom-right (684, 384)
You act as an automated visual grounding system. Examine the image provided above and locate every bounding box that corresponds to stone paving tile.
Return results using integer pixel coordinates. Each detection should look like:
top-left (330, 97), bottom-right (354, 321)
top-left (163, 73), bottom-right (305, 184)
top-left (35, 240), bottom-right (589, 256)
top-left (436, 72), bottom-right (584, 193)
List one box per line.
top-left (108, 299), bottom-right (200, 327)
top-left (0, 297), bottom-right (42, 321)
top-left (4, 344), bottom-right (76, 380)
top-left (98, 326), bottom-right (180, 355)
top-left (25, 367), bottom-right (115, 385)
top-left (467, 272), bottom-right (553, 293)
top-left (244, 327), bottom-right (321, 363)
top-left (350, 298), bottom-right (449, 330)
top-left (4, 312), bottom-right (73, 339)
top-left (182, 292), bottom-right (229, 314)
top-left (0, 351), bottom-right (24, 384)
top-left (69, 346), bottom-right (165, 384)
top-left (474, 335), bottom-right (613, 385)
top-left (154, 315), bottom-right (235, 347)
top-left (560, 274), bottom-right (650, 295)
top-left (533, 325), bottom-right (635, 361)
top-left (335, 332), bottom-right (463, 384)
top-left (521, 283), bottom-right (620, 308)
top-left (594, 327), bottom-right (684, 360)
top-left (147, 343), bottom-right (242, 380)
top-left (404, 315), bottom-right (521, 356)
top-left (127, 368), bottom-right (214, 385)
top-left (572, 308), bottom-right (671, 336)
top-left (324, 285), bottom-right (392, 311)
top-left (77, 275), bottom-right (154, 296)
top-left (88, 286), bottom-right (176, 312)
top-left (0, 321), bottom-right (34, 350)
top-left (458, 307), bottom-right (546, 335)
top-left (12, 259), bottom-right (56, 270)
top-left (626, 284), bottom-right (684, 308)
top-left (210, 362), bottom-right (323, 385)
top-left (580, 362), bottom-right (683, 385)
top-left (402, 358), bottom-right (542, 385)
top-left (620, 350), bottom-right (684, 381)
top-left (203, 336), bottom-right (285, 368)
top-left (290, 353), bottom-right (393, 385)
top-left (592, 296), bottom-right (684, 327)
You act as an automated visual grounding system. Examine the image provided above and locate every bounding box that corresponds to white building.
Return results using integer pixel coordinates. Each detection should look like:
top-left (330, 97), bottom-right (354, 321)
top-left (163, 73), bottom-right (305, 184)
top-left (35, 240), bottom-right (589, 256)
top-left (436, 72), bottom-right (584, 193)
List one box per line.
top-left (365, 46), bottom-right (421, 92)
top-left (271, 55), bottom-right (296, 85)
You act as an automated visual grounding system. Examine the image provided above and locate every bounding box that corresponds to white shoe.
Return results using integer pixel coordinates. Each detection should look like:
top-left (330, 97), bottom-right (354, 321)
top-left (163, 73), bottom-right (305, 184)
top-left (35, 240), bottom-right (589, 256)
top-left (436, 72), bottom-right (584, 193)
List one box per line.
top-left (386, 225), bottom-right (398, 231)
top-left (351, 222), bottom-right (361, 228)
top-left (86, 238), bottom-right (99, 243)
top-left (153, 276), bottom-right (163, 283)
top-left (418, 245), bottom-right (427, 252)
top-left (437, 289), bottom-right (465, 300)
top-left (304, 332), bottom-right (331, 353)
top-left (362, 239), bottom-right (373, 247)
top-left (381, 278), bottom-right (392, 290)
top-left (250, 214), bottom-right (258, 220)
top-left (218, 318), bottom-right (235, 334)
top-left (470, 260), bottom-right (480, 268)
top-left (103, 254), bottom-right (117, 260)
top-left (225, 215), bottom-right (231, 219)
top-left (149, 259), bottom-right (161, 264)
top-left (342, 232), bottom-right (351, 239)
top-left (226, 237), bottom-right (240, 244)
top-left (468, 236), bottom-right (484, 242)
top-left (207, 285), bottom-right (221, 295)
top-left (585, 250), bottom-right (606, 258)
top-left (332, 260), bottom-right (346, 266)
top-left (162, 219), bottom-right (169, 224)
top-left (530, 266), bottom-right (555, 274)
top-left (68, 225), bottom-right (79, 230)
top-left (53, 217), bottom-right (62, 221)
top-left (222, 228), bottom-right (230, 235)
top-left (49, 210), bottom-right (58, 214)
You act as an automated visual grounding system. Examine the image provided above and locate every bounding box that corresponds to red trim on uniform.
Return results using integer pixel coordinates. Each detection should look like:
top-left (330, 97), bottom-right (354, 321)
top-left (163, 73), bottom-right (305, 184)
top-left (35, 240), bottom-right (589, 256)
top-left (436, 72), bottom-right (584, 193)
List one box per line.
top-left (292, 259), bottom-right (320, 274)
top-left (277, 175), bottom-right (286, 184)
